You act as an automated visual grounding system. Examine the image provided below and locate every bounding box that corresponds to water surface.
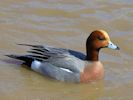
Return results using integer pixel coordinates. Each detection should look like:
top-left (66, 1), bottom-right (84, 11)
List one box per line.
top-left (0, 0), bottom-right (133, 100)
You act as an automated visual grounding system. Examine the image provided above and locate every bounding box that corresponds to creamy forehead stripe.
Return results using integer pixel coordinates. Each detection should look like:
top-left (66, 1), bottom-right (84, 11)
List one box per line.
top-left (99, 30), bottom-right (110, 41)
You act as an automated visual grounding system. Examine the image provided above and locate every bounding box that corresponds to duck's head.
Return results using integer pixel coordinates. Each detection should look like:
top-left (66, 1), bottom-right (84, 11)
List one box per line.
top-left (86, 30), bottom-right (120, 61)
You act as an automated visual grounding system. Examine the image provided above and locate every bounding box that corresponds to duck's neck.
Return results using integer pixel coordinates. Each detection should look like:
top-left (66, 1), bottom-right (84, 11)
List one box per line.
top-left (86, 48), bottom-right (99, 61)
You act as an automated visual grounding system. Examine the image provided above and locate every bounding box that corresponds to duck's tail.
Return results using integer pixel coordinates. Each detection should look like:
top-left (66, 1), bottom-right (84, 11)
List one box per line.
top-left (5, 55), bottom-right (34, 67)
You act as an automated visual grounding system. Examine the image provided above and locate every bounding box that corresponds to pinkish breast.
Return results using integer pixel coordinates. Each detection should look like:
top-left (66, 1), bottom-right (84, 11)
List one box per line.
top-left (80, 61), bottom-right (104, 83)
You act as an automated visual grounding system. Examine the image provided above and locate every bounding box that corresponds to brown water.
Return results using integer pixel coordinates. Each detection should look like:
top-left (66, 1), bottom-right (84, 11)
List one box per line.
top-left (0, 0), bottom-right (133, 100)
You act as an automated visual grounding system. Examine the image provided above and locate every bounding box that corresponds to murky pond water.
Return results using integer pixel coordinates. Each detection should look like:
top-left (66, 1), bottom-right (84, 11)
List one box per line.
top-left (0, 0), bottom-right (133, 100)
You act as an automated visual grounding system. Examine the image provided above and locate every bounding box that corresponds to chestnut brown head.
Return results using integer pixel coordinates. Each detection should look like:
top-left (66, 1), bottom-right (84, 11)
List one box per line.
top-left (86, 30), bottom-right (120, 51)
top-left (86, 30), bottom-right (119, 61)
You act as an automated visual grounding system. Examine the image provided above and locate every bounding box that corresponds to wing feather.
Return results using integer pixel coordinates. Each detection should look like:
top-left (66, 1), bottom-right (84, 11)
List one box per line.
top-left (17, 44), bottom-right (85, 73)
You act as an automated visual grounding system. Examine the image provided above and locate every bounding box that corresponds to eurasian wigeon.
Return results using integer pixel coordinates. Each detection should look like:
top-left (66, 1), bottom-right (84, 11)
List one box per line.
top-left (6, 30), bottom-right (119, 83)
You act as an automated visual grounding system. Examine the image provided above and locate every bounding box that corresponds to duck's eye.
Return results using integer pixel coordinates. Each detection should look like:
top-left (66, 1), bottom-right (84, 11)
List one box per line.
top-left (98, 36), bottom-right (105, 41)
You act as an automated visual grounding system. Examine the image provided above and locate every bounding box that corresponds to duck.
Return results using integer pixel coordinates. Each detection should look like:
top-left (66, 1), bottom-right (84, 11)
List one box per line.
top-left (6, 30), bottom-right (120, 83)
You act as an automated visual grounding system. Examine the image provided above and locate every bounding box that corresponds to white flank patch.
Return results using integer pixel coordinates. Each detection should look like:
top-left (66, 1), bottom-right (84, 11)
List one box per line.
top-left (31, 60), bottom-right (41, 72)
top-left (60, 68), bottom-right (73, 73)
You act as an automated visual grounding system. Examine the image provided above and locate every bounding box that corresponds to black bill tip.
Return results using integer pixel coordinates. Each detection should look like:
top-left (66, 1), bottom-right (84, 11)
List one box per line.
top-left (116, 46), bottom-right (120, 50)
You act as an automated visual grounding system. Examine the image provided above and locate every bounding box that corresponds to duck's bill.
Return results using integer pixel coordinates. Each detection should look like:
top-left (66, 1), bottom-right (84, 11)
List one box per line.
top-left (107, 41), bottom-right (120, 50)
